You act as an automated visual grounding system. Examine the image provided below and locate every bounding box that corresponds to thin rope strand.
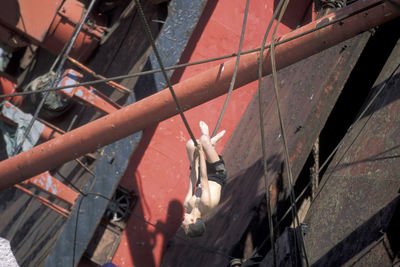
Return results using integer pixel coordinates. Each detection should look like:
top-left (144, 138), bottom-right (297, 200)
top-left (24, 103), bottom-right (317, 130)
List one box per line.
top-left (211, 0), bottom-right (250, 137)
top-left (270, 0), bottom-right (310, 264)
top-left (134, 0), bottom-right (197, 145)
top-left (0, 0), bottom-right (384, 99)
top-left (257, 0), bottom-right (289, 264)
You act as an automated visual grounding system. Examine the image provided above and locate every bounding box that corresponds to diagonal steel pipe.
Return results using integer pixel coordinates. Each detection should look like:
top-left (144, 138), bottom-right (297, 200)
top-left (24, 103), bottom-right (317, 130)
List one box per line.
top-left (0, 0), bottom-right (398, 185)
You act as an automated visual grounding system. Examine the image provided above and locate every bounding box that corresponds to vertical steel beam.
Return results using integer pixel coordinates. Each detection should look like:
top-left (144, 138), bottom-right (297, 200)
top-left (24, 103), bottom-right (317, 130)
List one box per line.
top-left (0, 0), bottom-right (398, 185)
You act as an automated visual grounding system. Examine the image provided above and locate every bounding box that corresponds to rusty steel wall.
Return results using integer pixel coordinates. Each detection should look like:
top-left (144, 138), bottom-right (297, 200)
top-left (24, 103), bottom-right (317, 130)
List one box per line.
top-left (304, 35), bottom-right (400, 266)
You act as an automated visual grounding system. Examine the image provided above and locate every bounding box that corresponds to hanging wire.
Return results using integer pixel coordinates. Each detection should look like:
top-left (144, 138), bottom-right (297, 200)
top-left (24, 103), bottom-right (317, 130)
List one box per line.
top-left (0, 0), bottom-right (384, 100)
top-left (269, 0), bottom-right (310, 264)
top-left (243, 0), bottom-right (388, 262)
top-left (268, 1), bottom-right (301, 264)
top-left (211, 0), bottom-right (250, 137)
top-left (257, 0), bottom-right (290, 264)
top-left (0, 49), bottom-right (263, 98)
top-left (134, 0), bottom-right (198, 146)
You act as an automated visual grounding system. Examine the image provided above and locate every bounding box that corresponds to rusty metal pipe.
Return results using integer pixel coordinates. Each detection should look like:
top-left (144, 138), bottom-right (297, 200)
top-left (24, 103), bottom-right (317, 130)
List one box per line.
top-left (0, 0), bottom-right (398, 185)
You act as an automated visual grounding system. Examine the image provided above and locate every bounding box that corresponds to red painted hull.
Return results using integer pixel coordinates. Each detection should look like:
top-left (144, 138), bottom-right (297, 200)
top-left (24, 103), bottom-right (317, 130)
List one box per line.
top-left (115, 0), bottom-right (312, 266)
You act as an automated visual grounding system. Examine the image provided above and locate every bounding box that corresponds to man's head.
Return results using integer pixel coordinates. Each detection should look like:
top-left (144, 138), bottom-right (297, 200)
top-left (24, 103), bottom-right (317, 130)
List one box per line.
top-left (182, 214), bottom-right (206, 237)
top-left (187, 218), bottom-right (206, 237)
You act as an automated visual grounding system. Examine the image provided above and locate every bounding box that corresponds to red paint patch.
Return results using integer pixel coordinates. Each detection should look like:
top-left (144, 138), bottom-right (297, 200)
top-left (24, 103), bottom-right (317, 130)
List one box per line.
top-left (114, 1), bottom-right (311, 266)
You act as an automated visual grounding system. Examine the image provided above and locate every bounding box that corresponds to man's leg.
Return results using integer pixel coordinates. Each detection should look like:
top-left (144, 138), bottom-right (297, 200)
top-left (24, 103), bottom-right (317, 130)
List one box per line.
top-left (199, 121), bottom-right (223, 163)
top-left (184, 140), bottom-right (198, 210)
top-left (186, 139), bottom-right (197, 163)
top-left (199, 121), bottom-right (225, 208)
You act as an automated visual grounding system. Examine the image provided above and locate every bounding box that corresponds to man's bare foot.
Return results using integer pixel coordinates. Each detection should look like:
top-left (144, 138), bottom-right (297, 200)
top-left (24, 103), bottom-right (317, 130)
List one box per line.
top-left (199, 121), bottom-right (225, 147)
top-left (186, 139), bottom-right (197, 163)
top-left (199, 121), bottom-right (210, 138)
top-left (198, 121), bottom-right (223, 163)
top-left (199, 121), bottom-right (212, 147)
top-left (211, 130), bottom-right (226, 147)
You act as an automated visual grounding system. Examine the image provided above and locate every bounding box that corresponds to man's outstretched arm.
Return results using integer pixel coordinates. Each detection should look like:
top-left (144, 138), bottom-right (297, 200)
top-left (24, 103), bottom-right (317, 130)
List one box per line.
top-left (184, 140), bottom-right (198, 211)
top-left (198, 145), bottom-right (212, 210)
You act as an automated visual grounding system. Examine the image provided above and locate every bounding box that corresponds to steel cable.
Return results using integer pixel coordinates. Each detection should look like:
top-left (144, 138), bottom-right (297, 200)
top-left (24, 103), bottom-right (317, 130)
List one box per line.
top-left (257, 0), bottom-right (290, 265)
top-left (211, 0), bottom-right (250, 137)
top-left (246, 1), bottom-right (393, 263)
top-left (0, 0), bottom-right (385, 100)
top-left (269, 0), bottom-right (310, 264)
top-left (134, 0), bottom-right (198, 146)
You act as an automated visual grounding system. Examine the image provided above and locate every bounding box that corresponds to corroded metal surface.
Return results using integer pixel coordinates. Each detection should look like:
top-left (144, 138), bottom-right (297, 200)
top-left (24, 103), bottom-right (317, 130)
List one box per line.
top-left (304, 38), bottom-right (400, 266)
top-left (342, 234), bottom-right (394, 267)
top-left (161, 33), bottom-right (370, 267)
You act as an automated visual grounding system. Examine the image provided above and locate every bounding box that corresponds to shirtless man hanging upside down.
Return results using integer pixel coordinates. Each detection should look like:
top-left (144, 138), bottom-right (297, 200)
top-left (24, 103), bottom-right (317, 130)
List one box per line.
top-left (182, 121), bottom-right (227, 237)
